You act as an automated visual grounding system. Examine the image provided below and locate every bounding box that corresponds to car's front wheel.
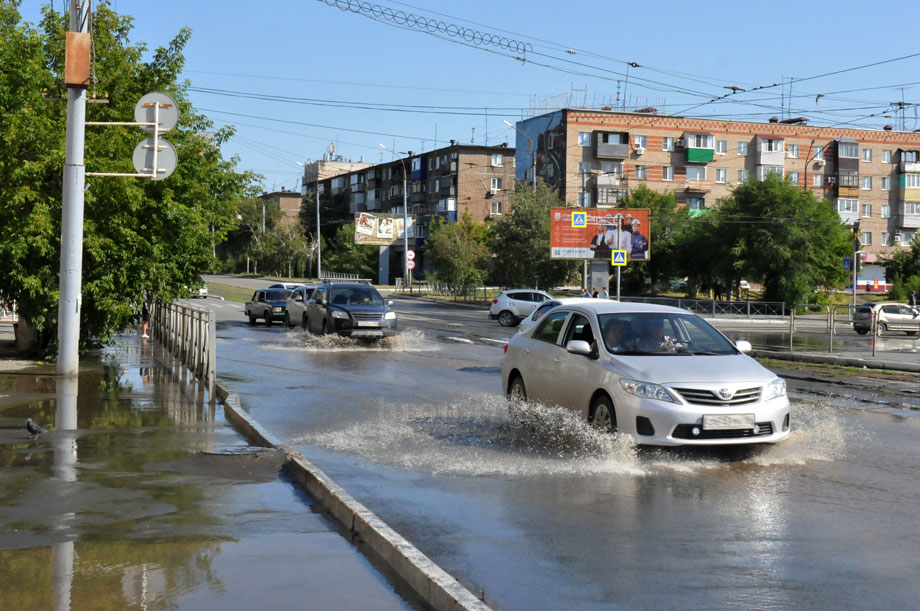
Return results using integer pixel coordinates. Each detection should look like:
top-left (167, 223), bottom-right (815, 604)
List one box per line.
top-left (264, 311), bottom-right (272, 327)
top-left (590, 395), bottom-right (617, 433)
top-left (322, 320), bottom-right (331, 335)
top-left (497, 310), bottom-right (517, 327)
top-left (508, 375), bottom-right (527, 402)
top-left (302, 314), bottom-right (309, 330)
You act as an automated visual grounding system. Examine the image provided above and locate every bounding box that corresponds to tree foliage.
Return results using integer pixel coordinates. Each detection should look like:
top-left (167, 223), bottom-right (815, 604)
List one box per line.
top-left (0, 2), bottom-right (257, 352)
top-left (322, 223), bottom-right (377, 279)
top-left (883, 239), bottom-right (920, 299)
top-left (617, 185), bottom-right (686, 293)
top-left (427, 212), bottom-right (490, 285)
top-left (489, 180), bottom-right (577, 289)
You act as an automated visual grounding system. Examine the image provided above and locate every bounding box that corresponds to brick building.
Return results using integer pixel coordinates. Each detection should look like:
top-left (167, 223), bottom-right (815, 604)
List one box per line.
top-left (260, 189), bottom-right (303, 225)
top-left (513, 109), bottom-right (920, 275)
top-left (305, 142), bottom-right (516, 282)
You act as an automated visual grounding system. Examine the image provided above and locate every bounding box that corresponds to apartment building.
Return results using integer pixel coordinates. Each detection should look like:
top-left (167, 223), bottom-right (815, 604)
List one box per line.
top-left (260, 189), bottom-right (303, 225)
top-left (513, 109), bottom-right (920, 266)
top-left (306, 142), bottom-right (516, 281)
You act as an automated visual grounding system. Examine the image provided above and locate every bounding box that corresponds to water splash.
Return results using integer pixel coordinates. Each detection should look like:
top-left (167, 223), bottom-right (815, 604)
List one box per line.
top-left (296, 394), bottom-right (643, 476)
top-left (269, 328), bottom-right (438, 353)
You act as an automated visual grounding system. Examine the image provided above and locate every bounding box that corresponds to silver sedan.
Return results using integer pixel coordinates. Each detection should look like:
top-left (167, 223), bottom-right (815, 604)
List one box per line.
top-left (501, 301), bottom-right (790, 446)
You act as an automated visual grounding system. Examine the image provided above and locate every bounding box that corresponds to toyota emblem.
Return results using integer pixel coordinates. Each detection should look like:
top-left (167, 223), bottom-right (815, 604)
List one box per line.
top-left (718, 388), bottom-right (733, 400)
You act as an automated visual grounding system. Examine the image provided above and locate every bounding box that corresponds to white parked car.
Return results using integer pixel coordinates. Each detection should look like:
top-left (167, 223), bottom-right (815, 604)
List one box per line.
top-left (501, 301), bottom-right (790, 446)
top-left (489, 290), bottom-right (553, 327)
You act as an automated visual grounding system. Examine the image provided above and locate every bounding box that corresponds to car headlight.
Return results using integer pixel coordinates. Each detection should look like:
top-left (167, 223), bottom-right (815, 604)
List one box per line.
top-left (330, 310), bottom-right (349, 319)
top-left (619, 379), bottom-right (676, 403)
top-left (272, 307), bottom-right (282, 312)
top-left (764, 378), bottom-right (786, 401)
top-left (384, 311), bottom-right (397, 320)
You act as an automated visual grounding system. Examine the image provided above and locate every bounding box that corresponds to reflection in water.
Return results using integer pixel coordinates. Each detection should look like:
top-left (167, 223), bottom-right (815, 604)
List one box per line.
top-left (52, 375), bottom-right (78, 611)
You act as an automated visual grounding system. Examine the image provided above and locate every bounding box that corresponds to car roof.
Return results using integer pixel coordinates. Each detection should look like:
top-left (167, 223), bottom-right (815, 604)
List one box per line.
top-left (543, 297), bottom-right (599, 306)
top-left (325, 282), bottom-right (378, 288)
top-left (502, 288), bottom-right (552, 294)
top-left (554, 301), bottom-right (691, 315)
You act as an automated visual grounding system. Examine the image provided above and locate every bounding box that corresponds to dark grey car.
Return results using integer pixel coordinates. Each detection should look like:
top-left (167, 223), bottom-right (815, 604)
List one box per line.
top-left (305, 282), bottom-right (397, 339)
top-left (244, 288), bottom-right (293, 326)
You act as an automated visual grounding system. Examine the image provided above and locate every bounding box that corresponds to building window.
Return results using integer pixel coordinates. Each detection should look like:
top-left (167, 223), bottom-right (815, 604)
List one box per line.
top-left (813, 145), bottom-right (825, 161)
top-left (686, 197), bottom-right (705, 210)
top-left (432, 156), bottom-right (440, 170)
top-left (738, 141), bottom-right (748, 156)
top-left (411, 158), bottom-right (421, 172)
top-left (813, 174), bottom-right (824, 187)
top-left (839, 169), bottom-right (858, 187)
top-left (838, 142), bottom-right (859, 158)
top-left (862, 204), bottom-right (872, 217)
top-left (757, 166), bottom-right (784, 180)
top-left (578, 132), bottom-right (591, 147)
top-left (490, 177), bottom-right (502, 192)
top-left (578, 161), bottom-right (592, 175)
top-left (862, 176), bottom-right (872, 190)
top-left (763, 138), bottom-right (784, 152)
top-left (788, 172), bottom-right (799, 185)
top-left (861, 232), bottom-right (872, 246)
top-left (882, 232), bottom-right (890, 246)
top-left (634, 134), bottom-right (647, 149)
top-left (882, 176), bottom-right (890, 191)
top-left (600, 161), bottom-right (622, 176)
top-left (903, 231), bottom-right (917, 244)
top-left (491, 153), bottom-right (503, 167)
top-left (836, 198), bottom-right (858, 213)
top-left (578, 192), bottom-right (592, 207)
top-left (716, 140), bottom-right (727, 155)
top-left (688, 134), bottom-right (714, 149)
top-left (433, 178), bottom-right (440, 191)
top-left (663, 136), bottom-right (674, 152)
top-left (635, 165), bottom-right (646, 180)
top-left (862, 148), bottom-right (872, 162)
top-left (686, 166), bottom-right (706, 181)
top-left (715, 168), bottom-right (727, 183)
top-left (905, 174), bottom-right (920, 188)
top-left (881, 204), bottom-right (891, 218)
top-left (738, 168), bottom-right (748, 183)
top-left (597, 188), bottom-right (627, 204)
top-left (662, 166), bottom-right (674, 181)
top-left (491, 200), bottom-right (503, 215)
top-left (787, 143), bottom-right (799, 158)
top-left (904, 202), bottom-right (920, 215)
top-left (882, 149), bottom-right (892, 163)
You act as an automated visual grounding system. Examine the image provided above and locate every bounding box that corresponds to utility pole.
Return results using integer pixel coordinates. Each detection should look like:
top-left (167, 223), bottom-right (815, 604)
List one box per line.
top-left (57, 0), bottom-right (91, 376)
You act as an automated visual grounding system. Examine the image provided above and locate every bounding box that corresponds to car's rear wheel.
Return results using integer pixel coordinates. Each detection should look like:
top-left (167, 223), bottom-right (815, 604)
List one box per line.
top-left (878, 323), bottom-right (887, 335)
top-left (590, 395), bottom-right (617, 433)
top-left (248, 314), bottom-right (257, 325)
top-left (497, 310), bottom-right (517, 327)
top-left (264, 311), bottom-right (272, 327)
top-left (508, 375), bottom-right (527, 402)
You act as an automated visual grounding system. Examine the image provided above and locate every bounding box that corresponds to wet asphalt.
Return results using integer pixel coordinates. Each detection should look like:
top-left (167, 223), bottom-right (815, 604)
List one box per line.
top-left (0, 323), bottom-right (427, 610)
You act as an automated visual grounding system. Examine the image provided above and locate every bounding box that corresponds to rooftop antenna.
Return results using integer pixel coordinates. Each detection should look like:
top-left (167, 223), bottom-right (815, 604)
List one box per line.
top-left (471, 126), bottom-right (475, 144)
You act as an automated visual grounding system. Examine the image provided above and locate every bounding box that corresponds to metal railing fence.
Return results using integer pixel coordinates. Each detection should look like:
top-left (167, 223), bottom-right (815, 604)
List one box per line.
top-left (152, 300), bottom-right (216, 400)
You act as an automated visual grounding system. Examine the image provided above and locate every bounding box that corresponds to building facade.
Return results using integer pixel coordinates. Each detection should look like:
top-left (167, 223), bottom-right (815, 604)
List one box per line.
top-left (514, 109), bottom-right (920, 266)
top-left (305, 142), bottom-right (516, 281)
top-left (260, 189), bottom-right (303, 225)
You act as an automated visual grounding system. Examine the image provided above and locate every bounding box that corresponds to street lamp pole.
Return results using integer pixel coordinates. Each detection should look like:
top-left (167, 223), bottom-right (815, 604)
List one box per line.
top-left (297, 160), bottom-right (320, 278)
top-left (379, 144), bottom-right (411, 289)
top-left (503, 120), bottom-right (536, 192)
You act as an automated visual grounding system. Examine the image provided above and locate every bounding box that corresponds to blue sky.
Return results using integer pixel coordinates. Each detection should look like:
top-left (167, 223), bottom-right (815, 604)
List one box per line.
top-left (21, 1), bottom-right (920, 191)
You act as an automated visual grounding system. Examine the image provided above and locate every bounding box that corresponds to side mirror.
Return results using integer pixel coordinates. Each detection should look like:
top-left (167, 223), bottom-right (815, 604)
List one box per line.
top-left (294, 295), bottom-right (303, 302)
top-left (566, 340), bottom-right (593, 356)
top-left (735, 339), bottom-right (752, 353)
top-left (387, 300), bottom-right (394, 307)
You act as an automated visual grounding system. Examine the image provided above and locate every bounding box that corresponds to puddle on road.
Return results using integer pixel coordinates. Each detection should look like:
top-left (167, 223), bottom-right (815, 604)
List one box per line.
top-left (297, 397), bottom-right (851, 477)
top-left (268, 328), bottom-right (439, 353)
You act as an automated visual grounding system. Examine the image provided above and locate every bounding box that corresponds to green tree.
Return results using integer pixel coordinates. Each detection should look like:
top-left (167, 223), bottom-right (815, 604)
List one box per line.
top-left (427, 213), bottom-right (490, 285)
top-left (322, 223), bottom-right (377, 279)
top-left (883, 239), bottom-right (920, 300)
top-left (0, 2), bottom-right (256, 352)
top-left (489, 180), bottom-right (577, 289)
top-left (617, 185), bottom-right (686, 293)
top-left (712, 175), bottom-right (851, 305)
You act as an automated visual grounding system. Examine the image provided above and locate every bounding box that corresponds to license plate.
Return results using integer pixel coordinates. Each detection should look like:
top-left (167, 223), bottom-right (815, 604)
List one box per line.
top-left (356, 320), bottom-right (379, 327)
top-left (351, 329), bottom-right (383, 337)
top-left (703, 413), bottom-right (755, 430)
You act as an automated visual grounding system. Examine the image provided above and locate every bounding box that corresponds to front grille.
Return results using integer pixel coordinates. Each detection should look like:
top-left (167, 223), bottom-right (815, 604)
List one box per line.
top-left (671, 386), bottom-right (762, 406)
top-left (351, 312), bottom-right (382, 321)
top-left (672, 422), bottom-right (774, 440)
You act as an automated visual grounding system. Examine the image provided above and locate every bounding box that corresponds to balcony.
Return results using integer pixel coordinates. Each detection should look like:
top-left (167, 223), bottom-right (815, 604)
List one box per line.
top-left (410, 191), bottom-right (427, 203)
top-left (595, 173), bottom-right (622, 187)
top-left (441, 184), bottom-right (457, 197)
top-left (836, 185), bottom-right (859, 198)
top-left (900, 161), bottom-right (920, 173)
top-left (595, 141), bottom-right (630, 159)
top-left (683, 180), bottom-right (712, 192)
top-left (897, 211), bottom-right (920, 229)
top-left (685, 148), bottom-right (715, 164)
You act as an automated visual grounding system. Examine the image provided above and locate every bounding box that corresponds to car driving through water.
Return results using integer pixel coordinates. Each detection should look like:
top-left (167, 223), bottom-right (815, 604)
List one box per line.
top-left (501, 301), bottom-right (790, 446)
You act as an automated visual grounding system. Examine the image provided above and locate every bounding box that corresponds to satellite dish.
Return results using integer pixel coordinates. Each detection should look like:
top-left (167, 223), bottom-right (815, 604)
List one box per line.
top-left (328, 142), bottom-right (335, 157)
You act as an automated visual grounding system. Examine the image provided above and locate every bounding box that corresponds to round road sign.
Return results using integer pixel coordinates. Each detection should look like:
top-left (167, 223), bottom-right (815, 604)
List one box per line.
top-left (134, 92), bottom-right (179, 134)
top-left (406, 260), bottom-right (416, 270)
top-left (132, 137), bottom-right (177, 180)
top-left (406, 249), bottom-right (416, 260)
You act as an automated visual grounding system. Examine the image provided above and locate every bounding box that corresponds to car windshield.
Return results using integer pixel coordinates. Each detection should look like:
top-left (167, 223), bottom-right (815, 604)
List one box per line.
top-left (265, 290), bottom-right (291, 301)
top-left (329, 286), bottom-right (383, 306)
top-left (599, 312), bottom-right (737, 356)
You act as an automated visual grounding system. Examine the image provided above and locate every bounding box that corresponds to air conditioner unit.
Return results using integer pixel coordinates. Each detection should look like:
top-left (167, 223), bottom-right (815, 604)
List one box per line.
top-left (489, 188), bottom-right (499, 195)
top-left (816, 159), bottom-right (826, 167)
top-left (675, 138), bottom-right (685, 147)
top-left (634, 146), bottom-right (645, 154)
top-left (895, 233), bottom-right (902, 243)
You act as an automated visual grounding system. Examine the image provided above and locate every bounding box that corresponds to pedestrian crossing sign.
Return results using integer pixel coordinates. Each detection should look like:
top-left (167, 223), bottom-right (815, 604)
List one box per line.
top-left (571, 212), bottom-right (587, 228)
top-left (611, 250), bottom-right (627, 266)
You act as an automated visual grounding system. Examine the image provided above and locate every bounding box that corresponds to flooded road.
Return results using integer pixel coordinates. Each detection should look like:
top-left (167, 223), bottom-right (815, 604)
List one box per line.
top-left (209, 297), bottom-right (920, 610)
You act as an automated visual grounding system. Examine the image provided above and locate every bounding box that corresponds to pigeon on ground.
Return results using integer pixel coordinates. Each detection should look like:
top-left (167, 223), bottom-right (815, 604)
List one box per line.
top-left (26, 418), bottom-right (48, 440)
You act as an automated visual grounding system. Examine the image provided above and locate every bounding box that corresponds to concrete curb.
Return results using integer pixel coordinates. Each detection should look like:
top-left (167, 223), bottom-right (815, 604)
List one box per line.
top-left (216, 381), bottom-right (490, 611)
top-left (751, 349), bottom-right (920, 373)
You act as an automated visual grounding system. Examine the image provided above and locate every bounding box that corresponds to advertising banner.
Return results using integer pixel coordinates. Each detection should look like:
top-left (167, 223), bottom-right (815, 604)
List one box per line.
top-left (550, 208), bottom-right (650, 260)
top-left (354, 212), bottom-right (416, 246)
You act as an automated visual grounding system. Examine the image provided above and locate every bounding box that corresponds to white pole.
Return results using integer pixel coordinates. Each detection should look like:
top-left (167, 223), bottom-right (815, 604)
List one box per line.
top-left (57, 0), bottom-right (90, 376)
top-left (316, 190), bottom-right (322, 279)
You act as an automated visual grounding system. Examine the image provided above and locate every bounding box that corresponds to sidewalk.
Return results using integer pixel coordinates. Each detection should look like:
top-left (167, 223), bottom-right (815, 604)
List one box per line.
top-left (0, 321), bottom-right (422, 610)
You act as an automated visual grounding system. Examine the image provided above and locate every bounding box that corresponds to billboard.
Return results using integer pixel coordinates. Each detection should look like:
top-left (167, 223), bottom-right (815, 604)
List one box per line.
top-left (354, 212), bottom-right (416, 246)
top-left (550, 208), bottom-right (650, 260)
